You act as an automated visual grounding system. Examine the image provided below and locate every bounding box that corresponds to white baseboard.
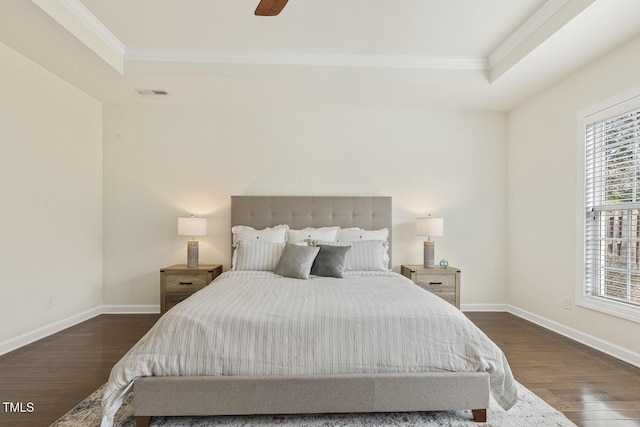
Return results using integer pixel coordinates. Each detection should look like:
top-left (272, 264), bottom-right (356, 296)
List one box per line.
top-left (462, 303), bottom-right (509, 312)
top-left (462, 302), bottom-right (640, 369)
top-left (507, 304), bottom-right (640, 369)
top-left (101, 304), bottom-right (160, 314)
top-left (0, 305), bottom-right (160, 356)
top-left (0, 306), bottom-right (102, 356)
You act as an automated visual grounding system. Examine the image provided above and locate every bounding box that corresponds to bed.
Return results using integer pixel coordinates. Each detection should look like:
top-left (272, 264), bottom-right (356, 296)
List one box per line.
top-left (100, 196), bottom-right (517, 427)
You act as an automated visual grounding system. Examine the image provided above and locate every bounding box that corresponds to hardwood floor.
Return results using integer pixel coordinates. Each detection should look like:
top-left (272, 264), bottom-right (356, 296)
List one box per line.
top-left (0, 314), bottom-right (159, 427)
top-left (0, 312), bottom-right (638, 426)
top-left (466, 312), bottom-right (640, 427)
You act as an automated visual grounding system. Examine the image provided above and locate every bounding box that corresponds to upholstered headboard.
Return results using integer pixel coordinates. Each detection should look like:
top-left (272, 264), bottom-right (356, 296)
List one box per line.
top-left (231, 196), bottom-right (392, 265)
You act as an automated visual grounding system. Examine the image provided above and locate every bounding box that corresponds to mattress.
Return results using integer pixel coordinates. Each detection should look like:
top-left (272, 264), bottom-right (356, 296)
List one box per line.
top-left (100, 271), bottom-right (517, 427)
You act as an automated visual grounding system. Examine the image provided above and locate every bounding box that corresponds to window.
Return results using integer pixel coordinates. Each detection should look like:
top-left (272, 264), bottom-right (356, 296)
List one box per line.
top-left (580, 87), bottom-right (640, 322)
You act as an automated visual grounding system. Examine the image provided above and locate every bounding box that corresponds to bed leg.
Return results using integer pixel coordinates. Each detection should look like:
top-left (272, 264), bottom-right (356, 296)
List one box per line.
top-left (472, 409), bottom-right (487, 422)
top-left (136, 416), bottom-right (152, 427)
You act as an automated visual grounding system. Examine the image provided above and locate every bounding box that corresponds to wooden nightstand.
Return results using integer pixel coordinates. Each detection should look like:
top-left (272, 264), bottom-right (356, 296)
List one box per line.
top-left (401, 264), bottom-right (461, 309)
top-left (160, 264), bottom-right (223, 314)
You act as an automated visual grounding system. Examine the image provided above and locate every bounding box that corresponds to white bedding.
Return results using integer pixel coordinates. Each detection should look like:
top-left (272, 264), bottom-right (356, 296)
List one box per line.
top-left (101, 271), bottom-right (517, 427)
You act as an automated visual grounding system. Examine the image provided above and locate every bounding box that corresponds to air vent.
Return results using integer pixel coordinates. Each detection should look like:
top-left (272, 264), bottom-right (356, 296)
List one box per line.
top-left (136, 89), bottom-right (168, 96)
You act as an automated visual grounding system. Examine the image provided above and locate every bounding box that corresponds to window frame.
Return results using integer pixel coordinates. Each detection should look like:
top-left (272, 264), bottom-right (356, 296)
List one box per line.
top-left (577, 86), bottom-right (640, 324)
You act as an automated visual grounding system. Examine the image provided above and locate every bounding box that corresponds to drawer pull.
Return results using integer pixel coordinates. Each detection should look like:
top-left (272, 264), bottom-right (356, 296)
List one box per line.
top-left (179, 281), bottom-right (193, 285)
top-left (429, 281), bottom-right (443, 285)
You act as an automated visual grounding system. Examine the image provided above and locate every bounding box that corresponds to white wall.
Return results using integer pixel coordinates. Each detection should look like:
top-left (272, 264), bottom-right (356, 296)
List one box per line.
top-left (0, 42), bottom-right (103, 346)
top-left (103, 105), bottom-right (507, 307)
top-left (507, 34), bottom-right (640, 356)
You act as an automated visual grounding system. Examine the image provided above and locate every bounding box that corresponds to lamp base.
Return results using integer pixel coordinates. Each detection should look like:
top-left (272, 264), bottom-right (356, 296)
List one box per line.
top-left (187, 240), bottom-right (199, 268)
top-left (423, 241), bottom-right (435, 268)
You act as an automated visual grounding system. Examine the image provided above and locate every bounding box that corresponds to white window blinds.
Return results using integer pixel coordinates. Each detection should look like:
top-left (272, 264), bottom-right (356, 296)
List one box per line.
top-left (585, 105), bottom-right (640, 309)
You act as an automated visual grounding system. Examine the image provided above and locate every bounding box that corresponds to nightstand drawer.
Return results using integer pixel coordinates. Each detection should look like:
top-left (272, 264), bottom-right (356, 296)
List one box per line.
top-left (416, 274), bottom-right (456, 292)
top-left (165, 274), bottom-right (209, 292)
top-left (160, 264), bottom-right (223, 314)
top-left (401, 264), bottom-right (461, 309)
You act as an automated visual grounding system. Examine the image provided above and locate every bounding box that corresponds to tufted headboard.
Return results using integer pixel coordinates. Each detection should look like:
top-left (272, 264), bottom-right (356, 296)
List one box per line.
top-left (230, 196), bottom-right (392, 265)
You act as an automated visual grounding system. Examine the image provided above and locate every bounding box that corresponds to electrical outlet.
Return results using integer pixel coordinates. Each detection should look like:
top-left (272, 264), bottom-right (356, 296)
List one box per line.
top-left (563, 296), bottom-right (571, 310)
top-left (47, 297), bottom-right (54, 309)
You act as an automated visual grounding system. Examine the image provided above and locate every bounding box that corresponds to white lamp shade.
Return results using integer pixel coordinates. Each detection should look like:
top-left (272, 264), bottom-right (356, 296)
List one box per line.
top-left (416, 217), bottom-right (444, 237)
top-left (178, 217), bottom-right (207, 237)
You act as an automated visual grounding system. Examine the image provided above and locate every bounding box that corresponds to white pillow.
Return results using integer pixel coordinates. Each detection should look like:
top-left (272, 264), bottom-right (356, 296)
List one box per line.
top-left (337, 228), bottom-right (390, 268)
top-left (287, 227), bottom-right (340, 244)
top-left (232, 224), bottom-right (288, 247)
top-left (343, 240), bottom-right (389, 271)
top-left (337, 227), bottom-right (389, 243)
top-left (232, 241), bottom-right (285, 271)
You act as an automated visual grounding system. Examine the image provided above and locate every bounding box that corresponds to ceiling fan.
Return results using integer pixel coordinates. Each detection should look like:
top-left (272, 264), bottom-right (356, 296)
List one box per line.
top-left (255, 0), bottom-right (288, 16)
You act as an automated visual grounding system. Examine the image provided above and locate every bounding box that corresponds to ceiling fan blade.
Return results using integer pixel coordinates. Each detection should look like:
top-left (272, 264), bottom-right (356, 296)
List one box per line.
top-left (255, 0), bottom-right (288, 16)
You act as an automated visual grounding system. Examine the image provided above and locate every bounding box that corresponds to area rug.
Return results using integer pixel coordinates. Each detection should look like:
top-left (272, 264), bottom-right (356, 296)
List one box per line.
top-left (51, 381), bottom-right (575, 427)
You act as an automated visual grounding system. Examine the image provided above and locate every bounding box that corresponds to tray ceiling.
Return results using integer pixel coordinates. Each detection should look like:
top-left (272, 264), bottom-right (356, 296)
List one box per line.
top-left (2, 0), bottom-right (639, 110)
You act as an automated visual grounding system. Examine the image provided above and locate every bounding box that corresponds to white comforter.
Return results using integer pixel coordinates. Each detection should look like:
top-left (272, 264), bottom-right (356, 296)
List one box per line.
top-left (101, 271), bottom-right (517, 426)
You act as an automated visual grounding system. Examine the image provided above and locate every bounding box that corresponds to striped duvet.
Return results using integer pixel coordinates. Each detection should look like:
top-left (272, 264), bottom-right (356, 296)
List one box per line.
top-left (101, 271), bottom-right (517, 427)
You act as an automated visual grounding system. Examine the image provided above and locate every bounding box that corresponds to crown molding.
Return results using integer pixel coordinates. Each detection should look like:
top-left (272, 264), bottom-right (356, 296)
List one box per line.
top-left (37, 0), bottom-right (489, 72)
top-left (488, 0), bottom-right (568, 68)
top-left (37, 0), bottom-right (581, 76)
top-left (32, 0), bottom-right (125, 73)
top-left (124, 47), bottom-right (489, 70)
top-left (57, 0), bottom-right (125, 57)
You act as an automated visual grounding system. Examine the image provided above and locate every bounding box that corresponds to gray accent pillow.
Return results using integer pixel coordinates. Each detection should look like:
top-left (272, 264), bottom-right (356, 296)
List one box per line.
top-left (274, 244), bottom-right (320, 279)
top-left (311, 244), bottom-right (351, 278)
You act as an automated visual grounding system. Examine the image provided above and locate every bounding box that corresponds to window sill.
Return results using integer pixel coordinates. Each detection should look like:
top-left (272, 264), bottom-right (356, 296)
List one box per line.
top-left (577, 295), bottom-right (640, 324)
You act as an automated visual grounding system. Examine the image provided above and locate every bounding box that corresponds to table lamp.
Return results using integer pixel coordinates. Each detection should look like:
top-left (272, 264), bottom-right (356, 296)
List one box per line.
top-left (416, 215), bottom-right (444, 268)
top-left (178, 215), bottom-right (207, 268)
